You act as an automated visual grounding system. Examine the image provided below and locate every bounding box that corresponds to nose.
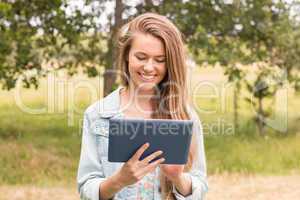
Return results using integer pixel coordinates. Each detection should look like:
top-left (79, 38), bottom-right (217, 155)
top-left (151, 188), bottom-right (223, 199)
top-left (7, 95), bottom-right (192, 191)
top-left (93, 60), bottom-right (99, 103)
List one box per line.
top-left (143, 59), bottom-right (155, 72)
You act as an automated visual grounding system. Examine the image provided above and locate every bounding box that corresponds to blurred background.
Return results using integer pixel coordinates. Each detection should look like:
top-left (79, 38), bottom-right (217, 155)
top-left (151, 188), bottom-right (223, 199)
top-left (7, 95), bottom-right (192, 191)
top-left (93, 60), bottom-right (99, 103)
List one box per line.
top-left (0, 0), bottom-right (300, 199)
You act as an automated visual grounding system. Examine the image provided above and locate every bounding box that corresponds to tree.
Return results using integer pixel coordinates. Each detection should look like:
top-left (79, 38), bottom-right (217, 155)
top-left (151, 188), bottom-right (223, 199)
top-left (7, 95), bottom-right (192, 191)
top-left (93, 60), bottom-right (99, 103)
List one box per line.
top-left (102, 0), bottom-right (156, 96)
top-left (1, 0), bottom-right (298, 137)
top-left (243, 63), bottom-right (285, 136)
top-left (165, 0), bottom-right (298, 136)
top-left (0, 0), bottom-right (97, 89)
top-left (103, 0), bottom-right (125, 96)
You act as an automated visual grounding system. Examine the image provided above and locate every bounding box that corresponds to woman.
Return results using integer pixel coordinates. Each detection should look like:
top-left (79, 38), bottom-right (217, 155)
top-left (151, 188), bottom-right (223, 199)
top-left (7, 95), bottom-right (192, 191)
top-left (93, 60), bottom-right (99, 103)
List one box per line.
top-left (77, 13), bottom-right (208, 200)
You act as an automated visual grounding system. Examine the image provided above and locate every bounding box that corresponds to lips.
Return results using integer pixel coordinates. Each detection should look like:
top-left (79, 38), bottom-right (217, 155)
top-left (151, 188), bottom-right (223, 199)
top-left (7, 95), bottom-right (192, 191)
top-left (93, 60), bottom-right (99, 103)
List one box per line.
top-left (138, 72), bottom-right (156, 82)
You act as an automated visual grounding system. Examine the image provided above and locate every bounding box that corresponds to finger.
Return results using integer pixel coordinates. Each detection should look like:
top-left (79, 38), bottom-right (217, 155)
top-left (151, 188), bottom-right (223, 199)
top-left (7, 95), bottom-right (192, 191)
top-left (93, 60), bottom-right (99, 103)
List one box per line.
top-left (141, 150), bottom-right (163, 164)
top-left (138, 157), bottom-right (165, 176)
top-left (130, 142), bottom-right (150, 162)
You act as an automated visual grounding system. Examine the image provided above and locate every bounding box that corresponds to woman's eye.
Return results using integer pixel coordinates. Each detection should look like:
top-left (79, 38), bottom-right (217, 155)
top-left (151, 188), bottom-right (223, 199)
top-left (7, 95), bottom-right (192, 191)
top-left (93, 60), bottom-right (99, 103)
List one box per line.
top-left (156, 59), bottom-right (165, 63)
top-left (136, 56), bottom-right (146, 60)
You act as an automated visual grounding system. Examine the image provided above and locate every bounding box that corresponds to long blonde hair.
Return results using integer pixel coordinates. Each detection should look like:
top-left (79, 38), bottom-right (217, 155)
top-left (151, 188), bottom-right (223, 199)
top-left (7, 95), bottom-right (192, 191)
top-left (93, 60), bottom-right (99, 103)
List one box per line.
top-left (116, 13), bottom-right (197, 199)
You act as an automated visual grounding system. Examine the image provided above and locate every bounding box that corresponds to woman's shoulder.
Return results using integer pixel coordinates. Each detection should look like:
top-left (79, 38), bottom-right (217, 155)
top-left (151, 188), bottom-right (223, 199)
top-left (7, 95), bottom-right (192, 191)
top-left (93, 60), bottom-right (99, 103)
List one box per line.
top-left (84, 88), bottom-right (121, 121)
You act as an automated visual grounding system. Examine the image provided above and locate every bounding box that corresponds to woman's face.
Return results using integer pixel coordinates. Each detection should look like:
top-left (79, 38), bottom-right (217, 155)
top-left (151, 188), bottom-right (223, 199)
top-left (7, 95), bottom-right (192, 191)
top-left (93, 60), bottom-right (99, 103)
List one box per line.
top-left (127, 32), bottom-right (167, 92)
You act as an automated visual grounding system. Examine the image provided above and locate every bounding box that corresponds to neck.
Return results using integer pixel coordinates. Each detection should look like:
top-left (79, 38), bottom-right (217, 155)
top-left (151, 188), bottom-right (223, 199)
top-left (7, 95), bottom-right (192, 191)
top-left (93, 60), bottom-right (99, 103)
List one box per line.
top-left (128, 82), bottom-right (158, 103)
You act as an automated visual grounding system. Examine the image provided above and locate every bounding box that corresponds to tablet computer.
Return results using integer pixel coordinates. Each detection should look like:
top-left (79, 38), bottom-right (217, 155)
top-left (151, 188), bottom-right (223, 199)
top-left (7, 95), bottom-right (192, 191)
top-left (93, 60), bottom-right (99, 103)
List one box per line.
top-left (108, 118), bottom-right (193, 164)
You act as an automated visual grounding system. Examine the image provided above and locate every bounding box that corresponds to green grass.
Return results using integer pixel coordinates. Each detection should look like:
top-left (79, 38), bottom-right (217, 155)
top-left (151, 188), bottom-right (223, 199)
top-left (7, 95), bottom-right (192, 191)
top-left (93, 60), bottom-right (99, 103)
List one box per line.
top-left (205, 135), bottom-right (300, 175)
top-left (0, 68), bottom-right (299, 186)
top-left (0, 106), bottom-right (81, 186)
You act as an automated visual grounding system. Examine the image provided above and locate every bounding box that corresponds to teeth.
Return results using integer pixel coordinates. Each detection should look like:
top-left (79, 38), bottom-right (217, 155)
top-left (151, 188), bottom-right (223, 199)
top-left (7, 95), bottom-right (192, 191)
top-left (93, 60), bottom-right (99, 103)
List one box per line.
top-left (140, 73), bottom-right (155, 80)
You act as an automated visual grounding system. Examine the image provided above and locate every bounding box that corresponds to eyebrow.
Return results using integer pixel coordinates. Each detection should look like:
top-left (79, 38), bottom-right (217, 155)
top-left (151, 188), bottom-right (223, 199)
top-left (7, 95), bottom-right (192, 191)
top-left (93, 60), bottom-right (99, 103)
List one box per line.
top-left (135, 51), bottom-right (165, 57)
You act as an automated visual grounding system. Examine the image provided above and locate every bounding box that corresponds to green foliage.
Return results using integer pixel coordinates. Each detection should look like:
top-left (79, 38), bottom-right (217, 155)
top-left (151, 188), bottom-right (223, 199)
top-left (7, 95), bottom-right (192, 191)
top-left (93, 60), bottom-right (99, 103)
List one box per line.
top-left (1, 0), bottom-right (299, 93)
top-left (224, 64), bottom-right (246, 83)
top-left (0, 0), bottom-right (102, 90)
top-left (1, 0), bottom-right (299, 137)
top-left (148, 0), bottom-right (299, 136)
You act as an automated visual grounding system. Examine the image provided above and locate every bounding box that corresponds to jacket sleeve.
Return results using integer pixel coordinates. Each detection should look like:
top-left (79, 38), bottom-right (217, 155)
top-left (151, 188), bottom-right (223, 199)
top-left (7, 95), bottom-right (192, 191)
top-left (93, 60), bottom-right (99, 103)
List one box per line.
top-left (77, 112), bottom-right (109, 200)
top-left (172, 108), bottom-right (209, 200)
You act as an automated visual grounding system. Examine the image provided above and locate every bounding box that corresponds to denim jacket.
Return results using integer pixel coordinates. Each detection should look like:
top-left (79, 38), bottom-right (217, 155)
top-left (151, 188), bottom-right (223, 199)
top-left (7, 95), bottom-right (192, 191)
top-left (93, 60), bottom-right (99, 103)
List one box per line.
top-left (77, 87), bottom-right (208, 200)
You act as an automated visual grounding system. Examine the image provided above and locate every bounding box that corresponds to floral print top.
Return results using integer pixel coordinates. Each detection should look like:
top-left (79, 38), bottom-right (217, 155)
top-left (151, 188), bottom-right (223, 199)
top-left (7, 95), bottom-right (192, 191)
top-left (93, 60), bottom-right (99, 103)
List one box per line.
top-left (136, 172), bottom-right (156, 199)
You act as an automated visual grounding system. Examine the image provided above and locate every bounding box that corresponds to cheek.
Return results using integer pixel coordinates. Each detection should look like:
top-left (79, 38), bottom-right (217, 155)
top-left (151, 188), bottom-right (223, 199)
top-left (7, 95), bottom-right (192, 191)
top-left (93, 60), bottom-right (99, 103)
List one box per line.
top-left (129, 54), bottom-right (141, 67)
top-left (127, 58), bottom-right (139, 75)
top-left (159, 65), bottom-right (167, 78)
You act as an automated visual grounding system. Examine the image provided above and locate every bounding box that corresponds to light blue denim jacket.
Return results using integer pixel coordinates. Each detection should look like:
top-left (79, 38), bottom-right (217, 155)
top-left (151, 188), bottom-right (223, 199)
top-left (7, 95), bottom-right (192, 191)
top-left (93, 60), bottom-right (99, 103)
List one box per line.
top-left (77, 87), bottom-right (208, 200)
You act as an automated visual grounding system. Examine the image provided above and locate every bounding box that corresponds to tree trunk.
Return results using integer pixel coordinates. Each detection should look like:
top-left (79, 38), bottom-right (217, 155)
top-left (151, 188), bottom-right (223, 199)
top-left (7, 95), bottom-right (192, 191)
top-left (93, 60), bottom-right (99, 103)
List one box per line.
top-left (258, 97), bottom-right (264, 136)
top-left (103, 0), bottom-right (124, 96)
top-left (145, 0), bottom-right (153, 6)
top-left (233, 84), bottom-right (239, 134)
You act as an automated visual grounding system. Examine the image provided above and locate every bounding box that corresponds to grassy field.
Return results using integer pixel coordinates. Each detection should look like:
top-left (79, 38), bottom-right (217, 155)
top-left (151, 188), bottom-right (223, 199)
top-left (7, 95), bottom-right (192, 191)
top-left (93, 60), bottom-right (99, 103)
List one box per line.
top-left (0, 67), bottom-right (299, 187)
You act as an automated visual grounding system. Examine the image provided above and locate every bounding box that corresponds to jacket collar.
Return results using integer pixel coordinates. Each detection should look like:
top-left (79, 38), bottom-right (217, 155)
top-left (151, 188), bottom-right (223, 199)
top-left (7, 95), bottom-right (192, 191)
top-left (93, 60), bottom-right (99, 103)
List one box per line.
top-left (98, 86), bottom-right (124, 119)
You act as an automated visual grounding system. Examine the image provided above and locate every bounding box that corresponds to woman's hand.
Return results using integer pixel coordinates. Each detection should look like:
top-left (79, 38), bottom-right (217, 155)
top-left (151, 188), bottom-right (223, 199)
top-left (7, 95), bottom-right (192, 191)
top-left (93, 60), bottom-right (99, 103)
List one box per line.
top-left (160, 165), bottom-right (193, 196)
top-left (115, 143), bottom-right (165, 188)
top-left (160, 164), bottom-right (185, 182)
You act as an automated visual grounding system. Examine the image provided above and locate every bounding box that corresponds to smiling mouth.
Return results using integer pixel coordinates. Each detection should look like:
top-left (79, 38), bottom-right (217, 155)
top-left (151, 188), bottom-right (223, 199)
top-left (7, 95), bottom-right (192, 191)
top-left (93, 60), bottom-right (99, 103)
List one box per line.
top-left (138, 72), bottom-right (157, 82)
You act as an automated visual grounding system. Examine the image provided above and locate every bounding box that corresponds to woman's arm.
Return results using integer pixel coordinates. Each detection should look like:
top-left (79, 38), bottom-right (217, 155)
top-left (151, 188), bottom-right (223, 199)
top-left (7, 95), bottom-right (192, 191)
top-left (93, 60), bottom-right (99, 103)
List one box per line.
top-left (77, 111), bottom-right (126, 200)
top-left (77, 112), bottom-right (110, 200)
top-left (171, 173), bottom-right (193, 196)
top-left (172, 109), bottom-right (209, 200)
top-left (159, 108), bottom-right (208, 199)
top-left (98, 173), bottom-right (124, 200)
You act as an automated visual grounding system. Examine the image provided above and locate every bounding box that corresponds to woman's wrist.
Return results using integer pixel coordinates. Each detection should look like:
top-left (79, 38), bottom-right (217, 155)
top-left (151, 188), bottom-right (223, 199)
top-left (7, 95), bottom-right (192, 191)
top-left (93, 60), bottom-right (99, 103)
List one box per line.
top-left (171, 173), bottom-right (192, 197)
top-left (112, 171), bottom-right (127, 189)
top-left (171, 173), bottom-right (185, 185)
top-left (99, 172), bottom-right (125, 200)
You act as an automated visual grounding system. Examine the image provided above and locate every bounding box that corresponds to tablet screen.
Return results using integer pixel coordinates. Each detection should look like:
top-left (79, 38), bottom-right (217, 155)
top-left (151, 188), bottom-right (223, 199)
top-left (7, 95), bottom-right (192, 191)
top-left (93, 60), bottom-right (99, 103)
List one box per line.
top-left (108, 118), bottom-right (193, 164)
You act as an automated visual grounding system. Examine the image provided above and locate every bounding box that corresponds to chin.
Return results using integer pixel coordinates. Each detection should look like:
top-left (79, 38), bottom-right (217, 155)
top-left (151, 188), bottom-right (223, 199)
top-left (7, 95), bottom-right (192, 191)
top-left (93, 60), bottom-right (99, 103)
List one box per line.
top-left (138, 83), bottom-right (157, 91)
top-left (135, 81), bottom-right (159, 93)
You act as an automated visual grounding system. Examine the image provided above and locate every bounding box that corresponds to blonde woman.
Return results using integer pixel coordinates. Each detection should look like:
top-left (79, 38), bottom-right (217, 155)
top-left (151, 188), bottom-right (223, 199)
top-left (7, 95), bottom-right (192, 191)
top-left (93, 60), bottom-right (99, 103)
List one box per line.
top-left (77, 13), bottom-right (208, 200)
